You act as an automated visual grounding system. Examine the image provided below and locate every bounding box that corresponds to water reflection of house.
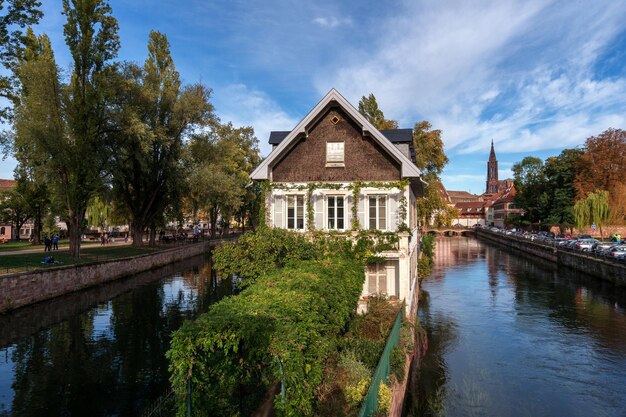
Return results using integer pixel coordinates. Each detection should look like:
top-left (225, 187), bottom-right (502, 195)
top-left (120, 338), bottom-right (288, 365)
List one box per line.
top-left (251, 89), bottom-right (424, 315)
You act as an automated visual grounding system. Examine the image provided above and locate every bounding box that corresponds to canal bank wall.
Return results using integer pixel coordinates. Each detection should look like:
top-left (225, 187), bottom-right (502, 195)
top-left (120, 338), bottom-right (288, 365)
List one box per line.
top-left (0, 239), bottom-right (229, 314)
top-left (476, 229), bottom-right (626, 286)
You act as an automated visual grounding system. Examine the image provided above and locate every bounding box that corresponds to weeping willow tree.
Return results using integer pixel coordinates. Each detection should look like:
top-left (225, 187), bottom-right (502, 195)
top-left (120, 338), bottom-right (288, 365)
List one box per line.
top-left (573, 190), bottom-right (610, 239)
top-left (85, 196), bottom-right (113, 231)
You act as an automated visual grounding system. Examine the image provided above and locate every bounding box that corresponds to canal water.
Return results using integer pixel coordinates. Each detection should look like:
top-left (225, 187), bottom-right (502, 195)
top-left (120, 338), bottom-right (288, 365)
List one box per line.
top-left (0, 254), bottom-right (233, 417)
top-left (403, 237), bottom-right (626, 417)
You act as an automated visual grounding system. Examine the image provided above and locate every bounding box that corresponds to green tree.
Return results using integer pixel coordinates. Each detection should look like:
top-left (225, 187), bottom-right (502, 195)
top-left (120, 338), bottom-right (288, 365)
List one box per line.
top-left (186, 123), bottom-right (260, 238)
top-left (12, 165), bottom-right (50, 243)
top-left (0, 0), bottom-right (42, 124)
top-left (0, 185), bottom-right (31, 241)
top-left (573, 189), bottom-right (611, 239)
top-left (11, 30), bottom-right (63, 243)
top-left (412, 121), bottom-right (449, 226)
top-left (60, 0), bottom-right (120, 256)
top-left (357, 93), bottom-right (398, 130)
top-left (512, 156), bottom-right (545, 222)
top-left (85, 195), bottom-right (113, 230)
top-left (13, 2), bottom-right (120, 257)
top-left (109, 31), bottom-right (215, 246)
top-left (542, 148), bottom-right (582, 228)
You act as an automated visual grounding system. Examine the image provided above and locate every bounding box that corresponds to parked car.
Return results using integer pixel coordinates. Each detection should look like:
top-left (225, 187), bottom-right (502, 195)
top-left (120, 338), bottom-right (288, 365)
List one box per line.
top-left (592, 242), bottom-right (615, 253)
top-left (577, 239), bottom-right (598, 251)
top-left (607, 245), bottom-right (626, 258)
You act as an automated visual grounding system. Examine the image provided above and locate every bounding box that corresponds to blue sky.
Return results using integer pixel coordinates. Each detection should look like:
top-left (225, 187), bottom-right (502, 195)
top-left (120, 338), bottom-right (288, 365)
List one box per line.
top-left (2, 0), bottom-right (626, 194)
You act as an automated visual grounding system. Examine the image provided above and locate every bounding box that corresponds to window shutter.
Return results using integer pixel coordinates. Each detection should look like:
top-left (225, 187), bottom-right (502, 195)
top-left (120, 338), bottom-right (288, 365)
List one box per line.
top-left (314, 194), bottom-right (324, 229)
top-left (358, 192), bottom-right (366, 229)
top-left (273, 195), bottom-right (283, 228)
top-left (388, 193), bottom-right (399, 231)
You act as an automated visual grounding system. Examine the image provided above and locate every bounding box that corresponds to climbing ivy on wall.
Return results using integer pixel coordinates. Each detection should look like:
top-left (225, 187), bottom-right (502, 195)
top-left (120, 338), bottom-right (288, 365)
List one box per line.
top-left (261, 180), bottom-right (410, 233)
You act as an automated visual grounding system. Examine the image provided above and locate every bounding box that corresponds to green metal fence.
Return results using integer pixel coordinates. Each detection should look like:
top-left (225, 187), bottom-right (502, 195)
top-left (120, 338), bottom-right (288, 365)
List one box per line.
top-left (358, 305), bottom-right (404, 417)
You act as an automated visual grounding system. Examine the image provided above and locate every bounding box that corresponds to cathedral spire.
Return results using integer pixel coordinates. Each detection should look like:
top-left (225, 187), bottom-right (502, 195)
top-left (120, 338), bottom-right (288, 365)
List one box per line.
top-left (486, 140), bottom-right (499, 194)
top-left (489, 139), bottom-right (496, 160)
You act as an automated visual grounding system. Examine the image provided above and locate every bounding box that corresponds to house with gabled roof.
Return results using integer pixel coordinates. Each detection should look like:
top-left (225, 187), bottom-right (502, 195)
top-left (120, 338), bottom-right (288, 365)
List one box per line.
top-left (251, 89), bottom-right (424, 315)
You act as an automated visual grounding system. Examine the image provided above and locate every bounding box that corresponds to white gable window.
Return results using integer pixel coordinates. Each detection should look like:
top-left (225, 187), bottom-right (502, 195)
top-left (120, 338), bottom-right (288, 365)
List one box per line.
top-left (326, 142), bottom-right (344, 167)
top-left (327, 196), bottom-right (345, 230)
top-left (368, 195), bottom-right (387, 230)
top-left (286, 195), bottom-right (305, 230)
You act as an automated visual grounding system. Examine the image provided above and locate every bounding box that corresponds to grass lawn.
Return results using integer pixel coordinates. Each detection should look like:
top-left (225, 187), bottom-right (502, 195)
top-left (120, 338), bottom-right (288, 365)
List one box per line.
top-left (0, 245), bottom-right (162, 274)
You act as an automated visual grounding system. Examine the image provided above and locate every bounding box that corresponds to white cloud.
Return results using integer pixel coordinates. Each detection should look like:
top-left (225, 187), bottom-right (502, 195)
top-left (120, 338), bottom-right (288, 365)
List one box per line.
top-left (312, 16), bottom-right (352, 28)
top-left (315, 0), bottom-right (626, 160)
top-left (213, 84), bottom-right (300, 157)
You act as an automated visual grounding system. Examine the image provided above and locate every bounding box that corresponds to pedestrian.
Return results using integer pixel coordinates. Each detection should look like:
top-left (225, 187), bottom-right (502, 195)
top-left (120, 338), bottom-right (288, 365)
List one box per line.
top-left (124, 233), bottom-right (128, 243)
top-left (44, 235), bottom-right (51, 252)
top-left (100, 233), bottom-right (105, 246)
top-left (52, 234), bottom-right (59, 250)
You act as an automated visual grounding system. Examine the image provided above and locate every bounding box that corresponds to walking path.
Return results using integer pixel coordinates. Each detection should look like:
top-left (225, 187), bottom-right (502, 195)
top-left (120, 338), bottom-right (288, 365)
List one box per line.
top-left (0, 240), bottom-right (131, 256)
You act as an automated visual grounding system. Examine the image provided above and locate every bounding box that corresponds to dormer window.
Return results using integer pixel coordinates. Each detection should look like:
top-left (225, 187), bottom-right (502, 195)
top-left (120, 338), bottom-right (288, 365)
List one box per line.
top-left (326, 142), bottom-right (344, 167)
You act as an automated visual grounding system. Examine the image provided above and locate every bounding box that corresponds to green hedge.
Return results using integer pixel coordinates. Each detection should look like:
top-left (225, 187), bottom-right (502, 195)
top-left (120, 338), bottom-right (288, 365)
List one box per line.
top-left (167, 256), bottom-right (365, 417)
top-left (212, 228), bottom-right (321, 284)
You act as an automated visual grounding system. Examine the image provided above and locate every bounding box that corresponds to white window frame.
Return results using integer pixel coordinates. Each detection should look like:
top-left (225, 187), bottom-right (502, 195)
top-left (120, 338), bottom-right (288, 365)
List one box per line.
top-left (326, 195), bottom-right (346, 230)
top-left (326, 142), bottom-right (345, 167)
top-left (285, 194), bottom-right (306, 230)
top-left (367, 195), bottom-right (388, 231)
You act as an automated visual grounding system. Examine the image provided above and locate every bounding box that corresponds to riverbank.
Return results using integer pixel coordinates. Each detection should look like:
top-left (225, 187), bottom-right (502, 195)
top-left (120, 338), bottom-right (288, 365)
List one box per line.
top-left (402, 236), bottom-right (626, 417)
top-left (475, 228), bottom-right (626, 287)
top-left (0, 237), bottom-right (233, 314)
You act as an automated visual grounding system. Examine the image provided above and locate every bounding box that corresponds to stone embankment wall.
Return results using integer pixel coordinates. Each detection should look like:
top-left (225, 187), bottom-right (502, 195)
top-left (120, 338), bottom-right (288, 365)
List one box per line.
top-left (0, 239), bottom-right (229, 314)
top-left (476, 229), bottom-right (626, 286)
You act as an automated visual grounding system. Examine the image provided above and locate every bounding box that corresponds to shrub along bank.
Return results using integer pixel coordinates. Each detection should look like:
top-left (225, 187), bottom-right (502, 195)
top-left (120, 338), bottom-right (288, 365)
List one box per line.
top-left (167, 256), bottom-right (365, 417)
top-left (168, 228), bottom-right (413, 417)
top-left (417, 233), bottom-right (436, 278)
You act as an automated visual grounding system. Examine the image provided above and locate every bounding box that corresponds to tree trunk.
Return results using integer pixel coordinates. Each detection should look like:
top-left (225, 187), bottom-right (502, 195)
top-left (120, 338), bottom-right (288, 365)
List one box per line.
top-left (149, 226), bottom-right (156, 246)
top-left (132, 223), bottom-right (144, 247)
top-left (32, 208), bottom-right (42, 245)
top-left (67, 215), bottom-right (82, 258)
top-left (210, 209), bottom-right (218, 239)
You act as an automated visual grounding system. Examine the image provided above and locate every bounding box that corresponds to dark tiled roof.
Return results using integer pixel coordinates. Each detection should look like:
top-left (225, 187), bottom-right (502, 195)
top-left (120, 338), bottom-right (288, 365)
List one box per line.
top-left (268, 131), bottom-right (291, 145)
top-left (268, 128), bottom-right (413, 144)
top-left (378, 129), bottom-right (413, 142)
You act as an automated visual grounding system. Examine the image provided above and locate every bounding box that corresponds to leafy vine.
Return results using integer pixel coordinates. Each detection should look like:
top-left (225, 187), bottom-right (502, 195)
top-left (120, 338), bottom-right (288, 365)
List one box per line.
top-left (262, 179), bottom-right (410, 233)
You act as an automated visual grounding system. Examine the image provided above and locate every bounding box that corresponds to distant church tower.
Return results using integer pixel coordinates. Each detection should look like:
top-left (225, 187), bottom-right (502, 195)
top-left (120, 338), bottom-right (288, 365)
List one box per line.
top-left (486, 140), bottom-right (499, 193)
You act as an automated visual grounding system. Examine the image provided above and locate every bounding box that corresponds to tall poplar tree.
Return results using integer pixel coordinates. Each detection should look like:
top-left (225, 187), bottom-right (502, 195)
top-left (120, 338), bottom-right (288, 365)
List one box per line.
top-left (61, 0), bottom-right (119, 256)
top-left (109, 31), bottom-right (215, 246)
top-left (0, 0), bottom-right (42, 124)
top-left (13, 1), bottom-right (119, 257)
top-left (12, 30), bottom-right (64, 242)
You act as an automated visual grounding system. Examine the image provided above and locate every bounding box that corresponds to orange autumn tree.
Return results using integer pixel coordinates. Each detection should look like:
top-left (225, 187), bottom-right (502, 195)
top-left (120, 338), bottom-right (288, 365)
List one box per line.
top-left (574, 128), bottom-right (626, 225)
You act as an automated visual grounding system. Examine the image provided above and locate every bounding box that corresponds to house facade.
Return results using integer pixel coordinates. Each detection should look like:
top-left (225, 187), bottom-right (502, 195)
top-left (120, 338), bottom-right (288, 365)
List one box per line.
top-left (251, 89), bottom-right (424, 315)
top-left (453, 201), bottom-right (486, 227)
